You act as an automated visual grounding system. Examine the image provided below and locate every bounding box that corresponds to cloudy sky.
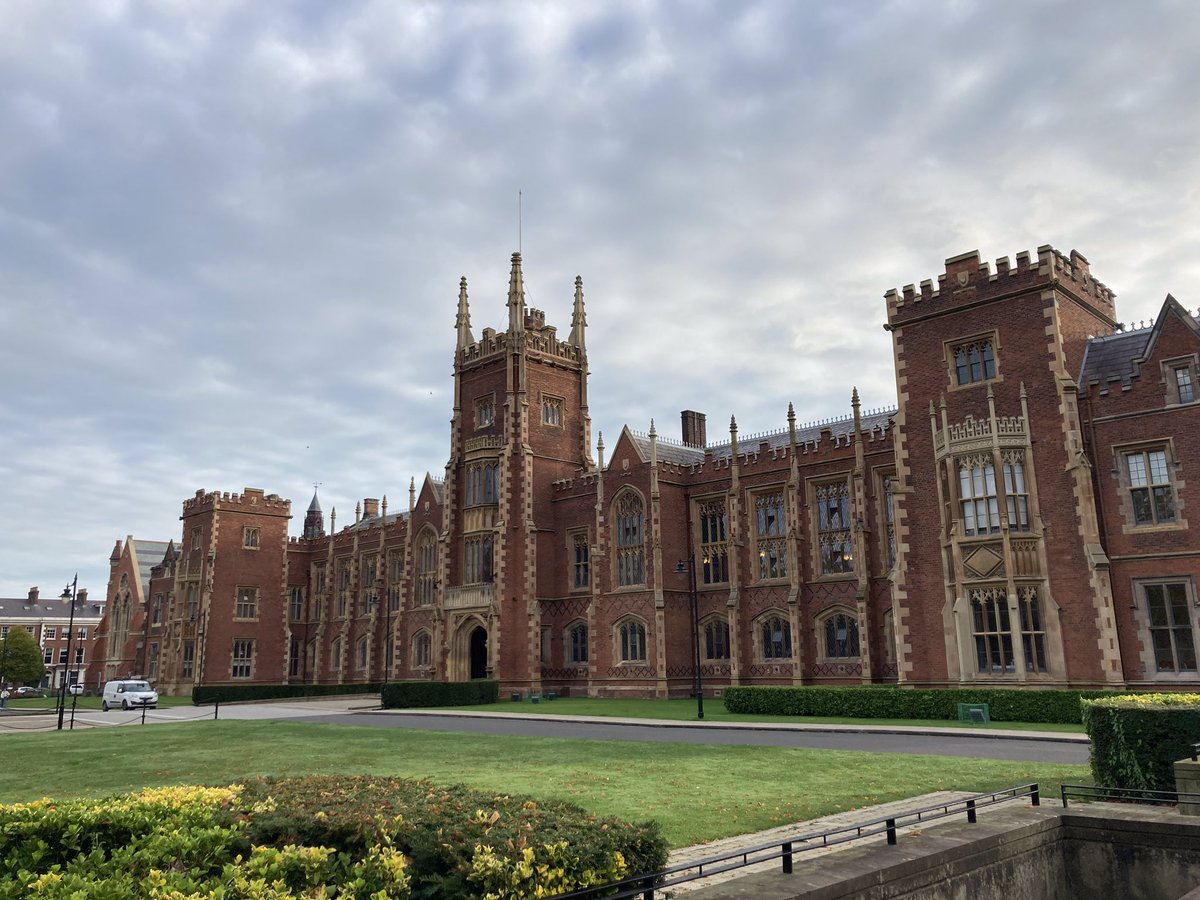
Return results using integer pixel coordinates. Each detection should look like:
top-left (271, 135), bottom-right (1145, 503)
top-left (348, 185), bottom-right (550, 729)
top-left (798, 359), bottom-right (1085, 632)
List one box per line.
top-left (2, 0), bottom-right (1198, 600)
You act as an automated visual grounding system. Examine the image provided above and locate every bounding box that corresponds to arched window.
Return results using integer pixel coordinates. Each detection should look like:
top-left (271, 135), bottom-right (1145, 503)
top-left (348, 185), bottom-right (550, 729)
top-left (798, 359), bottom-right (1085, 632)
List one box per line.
top-left (613, 491), bottom-right (646, 587)
top-left (416, 529), bottom-right (437, 606)
top-left (703, 618), bottom-right (730, 660)
top-left (822, 611), bottom-right (860, 659)
top-left (331, 638), bottom-right (343, 669)
top-left (356, 635), bottom-right (369, 670)
top-left (759, 614), bottom-right (792, 660)
top-left (413, 631), bottom-right (432, 668)
top-left (567, 621), bottom-right (588, 664)
top-left (617, 619), bottom-right (647, 663)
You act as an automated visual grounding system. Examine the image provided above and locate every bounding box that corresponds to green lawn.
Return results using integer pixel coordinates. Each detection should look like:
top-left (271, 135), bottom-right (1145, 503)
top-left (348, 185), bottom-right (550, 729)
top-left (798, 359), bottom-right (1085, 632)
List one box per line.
top-left (439, 696), bottom-right (1088, 733)
top-left (0, 720), bottom-right (1089, 847)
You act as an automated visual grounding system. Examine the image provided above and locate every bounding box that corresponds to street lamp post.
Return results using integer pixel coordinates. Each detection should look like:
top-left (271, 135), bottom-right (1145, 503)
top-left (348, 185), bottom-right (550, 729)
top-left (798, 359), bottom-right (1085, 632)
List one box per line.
top-left (57, 575), bottom-right (79, 732)
top-left (675, 559), bottom-right (704, 720)
top-left (370, 588), bottom-right (393, 689)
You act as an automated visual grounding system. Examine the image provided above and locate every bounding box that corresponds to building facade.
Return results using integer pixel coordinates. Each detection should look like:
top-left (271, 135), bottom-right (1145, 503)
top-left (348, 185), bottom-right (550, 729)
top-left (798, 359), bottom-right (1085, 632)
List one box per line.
top-left (97, 245), bottom-right (1200, 695)
top-left (1, 587), bottom-right (104, 690)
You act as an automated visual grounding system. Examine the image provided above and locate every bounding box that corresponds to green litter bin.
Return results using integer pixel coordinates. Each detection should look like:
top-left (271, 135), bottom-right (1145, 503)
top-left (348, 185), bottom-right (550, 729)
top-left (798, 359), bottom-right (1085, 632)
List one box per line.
top-left (957, 702), bottom-right (990, 724)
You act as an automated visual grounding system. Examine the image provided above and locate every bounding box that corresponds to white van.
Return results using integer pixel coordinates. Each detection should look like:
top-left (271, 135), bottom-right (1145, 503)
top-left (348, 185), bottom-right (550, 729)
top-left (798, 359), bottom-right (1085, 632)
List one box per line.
top-left (101, 680), bottom-right (158, 711)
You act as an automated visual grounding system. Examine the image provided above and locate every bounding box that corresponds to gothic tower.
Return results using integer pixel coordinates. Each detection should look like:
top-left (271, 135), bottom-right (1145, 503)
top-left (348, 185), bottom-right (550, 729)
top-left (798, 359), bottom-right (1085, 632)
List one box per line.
top-left (441, 254), bottom-right (592, 691)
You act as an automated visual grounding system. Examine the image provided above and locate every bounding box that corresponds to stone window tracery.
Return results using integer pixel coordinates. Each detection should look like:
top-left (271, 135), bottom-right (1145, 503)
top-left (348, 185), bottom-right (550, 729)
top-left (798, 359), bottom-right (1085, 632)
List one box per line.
top-left (821, 610), bottom-right (860, 659)
top-left (570, 530), bottom-right (590, 590)
top-left (759, 613), bottom-right (792, 660)
top-left (1018, 587), bottom-right (1048, 673)
top-left (475, 394), bottom-right (495, 428)
top-left (235, 587), bottom-right (258, 620)
top-left (464, 534), bottom-right (494, 584)
top-left (698, 498), bottom-right (728, 585)
top-left (703, 617), bottom-right (730, 660)
top-left (617, 618), bottom-right (647, 663)
top-left (413, 631), bottom-right (432, 668)
top-left (614, 491), bottom-right (646, 588)
top-left (542, 395), bottom-right (563, 427)
top-left (231, 639), bottom-right (254, 679)
top-left (567, 621), bottom-right (588, 663)
top-left (952, 337), bottom-right (996, 385)
top-left (1141, 580), bottom-right (1196, 673)
top-left (815, 481), bottom-right (853, 575)
top-left (755, 491), bottom-right (787, 580)
top-left (465, 461), bottom-right (499, 507)
top-left (416, 530), bottom-right (437, 606)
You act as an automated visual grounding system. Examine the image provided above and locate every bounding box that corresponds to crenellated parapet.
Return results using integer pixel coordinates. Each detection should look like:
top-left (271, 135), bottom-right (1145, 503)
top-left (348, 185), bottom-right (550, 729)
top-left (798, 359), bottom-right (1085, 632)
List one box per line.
top-left (181, 487), bottom-right (291, 516)
top-left (885, 245), bottom-right (1117, 328)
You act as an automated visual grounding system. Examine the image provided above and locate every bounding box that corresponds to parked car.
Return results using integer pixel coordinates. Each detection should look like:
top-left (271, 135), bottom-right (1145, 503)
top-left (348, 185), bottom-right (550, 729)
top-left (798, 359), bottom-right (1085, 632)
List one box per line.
top-left (15, 686), bottom-right (45, 698)
top-left (67, 683), bottom-right (85, 696)
top-left (101, 680), bottom-right (158, 711)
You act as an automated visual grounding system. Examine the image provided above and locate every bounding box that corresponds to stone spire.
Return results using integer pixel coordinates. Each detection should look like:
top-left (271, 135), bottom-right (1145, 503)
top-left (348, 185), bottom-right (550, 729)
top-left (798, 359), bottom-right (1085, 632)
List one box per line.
top-left (569, 275), bottom-right (587, 351)
top-left (507, 252), bottom-right (526, 335)
top-left (455, 276), bottom-right (474, 350)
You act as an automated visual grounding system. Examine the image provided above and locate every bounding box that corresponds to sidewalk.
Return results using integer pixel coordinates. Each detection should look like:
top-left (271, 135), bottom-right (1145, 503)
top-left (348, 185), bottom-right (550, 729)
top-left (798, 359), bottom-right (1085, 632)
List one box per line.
top-left (367, 708), bottom-right (1090, 744)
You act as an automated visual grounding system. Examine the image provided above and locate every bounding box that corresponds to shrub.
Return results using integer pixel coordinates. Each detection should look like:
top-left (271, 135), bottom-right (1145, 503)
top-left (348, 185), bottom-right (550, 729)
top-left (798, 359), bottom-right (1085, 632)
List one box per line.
top-left (1082, 692), bottom-right (1200, 792)
top-left (381, 679), bottom-right (500, 709)
top-left (236, 775), bottom-right (667, 899)
top-left (192, 681), bottom-right (383, 705)
top-left (0, 776), bottom-right (666, 899)
top-left (722, 685), bottom-right (1116, 724)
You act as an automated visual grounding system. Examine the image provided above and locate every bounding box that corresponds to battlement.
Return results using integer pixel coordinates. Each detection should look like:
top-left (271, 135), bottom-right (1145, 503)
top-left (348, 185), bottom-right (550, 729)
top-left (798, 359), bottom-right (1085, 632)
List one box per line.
top-left (885, 245), bottom-right (1117, 325)
top-left (458, 319), bottom-right (584, 369)
top-left (181, 487), bottom-right (291, 516)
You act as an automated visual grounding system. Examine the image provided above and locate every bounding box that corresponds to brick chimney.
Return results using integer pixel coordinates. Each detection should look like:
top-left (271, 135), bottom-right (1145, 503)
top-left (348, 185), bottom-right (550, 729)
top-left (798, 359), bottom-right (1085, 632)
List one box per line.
top-left (28, 587), bottom-right (38, 603)
top-left (77, 589), bottom-right (88, 606)
top-left (363, 498), bottom-right (380, 519)
top-left (681, 410), bottom-right (707, 449)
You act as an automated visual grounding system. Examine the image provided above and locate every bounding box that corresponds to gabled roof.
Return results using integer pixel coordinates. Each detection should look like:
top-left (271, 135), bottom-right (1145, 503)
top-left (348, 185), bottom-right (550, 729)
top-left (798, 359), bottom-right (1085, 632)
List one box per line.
top-left (1080, 295), bottom-right (1200, 389)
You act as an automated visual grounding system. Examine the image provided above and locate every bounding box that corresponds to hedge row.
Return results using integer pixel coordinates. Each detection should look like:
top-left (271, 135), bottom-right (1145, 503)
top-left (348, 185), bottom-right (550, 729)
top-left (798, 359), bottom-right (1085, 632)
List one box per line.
top-left (382, 679), bottom-right (499, 708)
top-left (722, 685), bottom-right (1116, 724)
top-left (1082, 693), bottom-right (1200, 792)
top-left (0, 776), bottom-right (668, 899)
top-left (192, 681), bottom-right (382, 705)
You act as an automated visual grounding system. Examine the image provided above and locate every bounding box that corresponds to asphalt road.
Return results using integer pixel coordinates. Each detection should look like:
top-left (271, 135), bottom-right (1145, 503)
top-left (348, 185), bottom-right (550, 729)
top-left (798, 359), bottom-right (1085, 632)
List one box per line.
top-left (291, 711), bottom-right (1090, 764)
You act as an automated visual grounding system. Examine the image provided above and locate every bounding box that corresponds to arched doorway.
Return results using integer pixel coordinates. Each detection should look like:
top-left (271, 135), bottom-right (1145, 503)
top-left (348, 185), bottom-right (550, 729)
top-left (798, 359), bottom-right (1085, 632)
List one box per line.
top-left (469, 626), bottom-right (488, 680)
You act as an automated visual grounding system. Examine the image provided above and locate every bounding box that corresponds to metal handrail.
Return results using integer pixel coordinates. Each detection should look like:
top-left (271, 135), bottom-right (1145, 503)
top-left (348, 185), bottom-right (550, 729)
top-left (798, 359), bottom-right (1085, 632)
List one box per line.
top-left (1059, 783), bottom-right (1200, 808)
top-left (551, 784), bottom-right (1041, 900)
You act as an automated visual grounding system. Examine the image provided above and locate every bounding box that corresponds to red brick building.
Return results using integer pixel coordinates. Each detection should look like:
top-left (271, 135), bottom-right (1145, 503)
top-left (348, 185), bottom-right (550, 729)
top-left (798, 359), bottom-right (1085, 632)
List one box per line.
top-left (2, 586), bottom-right (104, 691)
top-left (97, 245), bottom-right (1200, 696)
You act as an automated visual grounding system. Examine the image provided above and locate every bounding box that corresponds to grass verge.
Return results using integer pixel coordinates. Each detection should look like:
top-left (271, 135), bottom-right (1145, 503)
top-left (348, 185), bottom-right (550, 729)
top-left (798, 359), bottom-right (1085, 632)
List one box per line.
top-left (436, 697), bottom-right (1087, 733)
top-left (0, 720), bottom-right (1089, 847)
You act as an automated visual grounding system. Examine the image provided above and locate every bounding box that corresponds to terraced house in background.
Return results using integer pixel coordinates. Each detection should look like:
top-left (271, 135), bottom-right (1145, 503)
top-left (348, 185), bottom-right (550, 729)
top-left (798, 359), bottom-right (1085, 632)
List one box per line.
top-left (88, 245), bottom-right (1200, 696)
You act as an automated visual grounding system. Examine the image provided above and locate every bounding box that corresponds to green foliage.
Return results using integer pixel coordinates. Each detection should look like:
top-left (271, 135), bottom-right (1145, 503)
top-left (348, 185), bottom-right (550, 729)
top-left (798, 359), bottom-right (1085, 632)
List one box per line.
top-left (1082, 693), bottom-right (1200, 792)
top-left (236, 775), bottom-right (666, 899)
top-left (0, 776), bottom-right (664, 899)
top-left (381, 679), bottom-right (500, 708)
top-left (0, 627), bottom-right (46, 688)
top-left (192, 681), bottom-right (382, 705)
top-left (722, 685), bottom-right (1115, 724)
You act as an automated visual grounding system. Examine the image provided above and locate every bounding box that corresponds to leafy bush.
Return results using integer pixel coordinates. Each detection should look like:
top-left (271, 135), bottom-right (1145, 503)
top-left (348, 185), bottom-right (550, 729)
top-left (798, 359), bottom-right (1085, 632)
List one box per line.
top-left (0, 776), bottom-right (666, 899)
top-left (381, 679), bottom-right (500, 709)
top-left (0, 784), bottom-right (411, 898)
top-left (192, 681), bottom-right (383, 705)
top-left (722, 685), bottom-right (1117, 724)
top-left (1082, 692), bottom-right (1200, 792)
top-left (237, 775), bottom-right (666, 899)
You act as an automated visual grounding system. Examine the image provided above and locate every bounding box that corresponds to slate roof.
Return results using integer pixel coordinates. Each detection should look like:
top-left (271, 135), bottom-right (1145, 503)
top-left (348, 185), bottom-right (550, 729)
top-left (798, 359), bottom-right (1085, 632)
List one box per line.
top-left (340, 511), bottom-right (408, 533)
top-left (130, 540), bottom-right (172, 591)
top-left (0, 597), bottom-right (105, 622)
top-left (628, 409), bottom-right (895, 465)
top-left (1078, 327), bottom-right (1153, 388)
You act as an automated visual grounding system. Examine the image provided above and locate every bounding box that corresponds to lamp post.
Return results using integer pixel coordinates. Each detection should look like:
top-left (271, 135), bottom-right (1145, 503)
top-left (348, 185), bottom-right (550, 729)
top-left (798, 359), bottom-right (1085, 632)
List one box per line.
top-left (674, 559), bottom-right (704, 720)
top-left (57, 575), bottom-right (79, 732)
top-left (369, 588), bottom-right (392, 689)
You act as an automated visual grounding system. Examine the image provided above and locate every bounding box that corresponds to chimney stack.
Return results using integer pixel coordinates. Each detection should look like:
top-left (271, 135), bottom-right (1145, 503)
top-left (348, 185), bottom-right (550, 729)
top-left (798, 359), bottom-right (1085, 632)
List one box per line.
top-left (681, 410), bottom-right (707, 449)
top-left (28, 586), bottom-right (39, 603)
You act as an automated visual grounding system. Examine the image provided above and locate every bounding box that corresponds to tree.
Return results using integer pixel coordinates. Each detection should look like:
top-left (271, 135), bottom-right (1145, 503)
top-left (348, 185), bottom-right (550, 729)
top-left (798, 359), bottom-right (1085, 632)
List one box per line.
top-left (0, 627), bottom-right (46, 686)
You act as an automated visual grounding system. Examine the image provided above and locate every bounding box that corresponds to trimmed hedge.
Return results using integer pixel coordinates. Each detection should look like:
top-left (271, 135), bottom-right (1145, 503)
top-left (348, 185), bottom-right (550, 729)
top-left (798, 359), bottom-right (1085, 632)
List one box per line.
top-left (722, 685), bottom-right (1115, 724)
top-left (1082, 693), bottom-right (1200, 792)
top-left (0, 776), bottom-right (668, 899)
top-left (192, 681), bottom-right (382, 705)
top-left (382, 679), bottom-right (499, 709)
